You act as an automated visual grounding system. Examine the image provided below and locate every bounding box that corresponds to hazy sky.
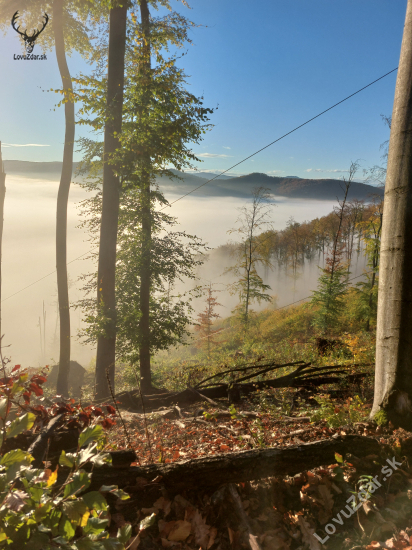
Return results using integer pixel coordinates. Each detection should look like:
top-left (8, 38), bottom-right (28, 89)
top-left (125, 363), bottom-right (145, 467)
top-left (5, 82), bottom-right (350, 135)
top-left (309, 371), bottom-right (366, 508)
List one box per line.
top-left (0, 0), bottom-right (406, 179)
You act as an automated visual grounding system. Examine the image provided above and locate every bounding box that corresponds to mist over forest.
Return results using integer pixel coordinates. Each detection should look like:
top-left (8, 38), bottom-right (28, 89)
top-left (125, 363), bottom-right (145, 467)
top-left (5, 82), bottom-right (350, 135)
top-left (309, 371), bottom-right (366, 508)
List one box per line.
top-left (1, 166), bottom-right (376, 368)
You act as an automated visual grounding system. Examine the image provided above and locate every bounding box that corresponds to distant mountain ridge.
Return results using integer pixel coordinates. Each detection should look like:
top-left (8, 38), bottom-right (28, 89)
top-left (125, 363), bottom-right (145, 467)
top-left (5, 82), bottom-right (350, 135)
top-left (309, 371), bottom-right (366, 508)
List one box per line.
top-left (184, 171), bottom-right (234, 180)
top-left (223, 172), bottom-right (383, 200)
top-left (159, 171), bottom-right (383, 201)
top-left (3, 161), bottom-right (383, 201)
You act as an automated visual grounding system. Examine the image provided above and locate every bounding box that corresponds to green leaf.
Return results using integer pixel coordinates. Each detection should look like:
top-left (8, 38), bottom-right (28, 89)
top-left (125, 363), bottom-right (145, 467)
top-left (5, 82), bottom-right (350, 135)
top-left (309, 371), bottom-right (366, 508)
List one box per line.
top-left (117, 524), bottom-right (132, 543)
top-left (110, 488), bottom-right (129, 501)
top-left (75, 538), bottom-right (106, 550)
top-left (10, 374), bottom-right (27, 396)
top-left (43, 508), bottom-right (62, 537)
top-left (0, 449), bottom-right (33, 467)
top-left (82, 491), bottom-right (108, 512)
top-left (59, 514), bottom-right (75, 539)
top-left (98, 485), bottom-right (129, 500)
top-left (34, 501), bottom-right (52, 523)
top-left (99, 485), bottom-right (118, 492)
top-left (63, 500), bottom-right (89, 525)
top-left (83, 516), bottom-right (108, 535)
top-left (101, 539), bottom-right (125, 550)
top-left (79, 425), bottom-right (104, 449)
top-left (63, 470), bottom-right (91, 498)
top-left (24, 531), bottom-right (50, 550)
top-left (100, 485), bottom-right (130, 500)
top-left (52, 536), bottom-right (72, 547)
top-left (47, 509), bottom-right (62, 537)
top-left (335, 452), bottom-right (343, 464)
top-left (29, 486), bottom-right (43, 503)
top-left (59, 450), bottom-right (76, 468)
top-left (6, 412), bottom-right (36, 439)
top-left (139, 512), bottom-right (156, 531)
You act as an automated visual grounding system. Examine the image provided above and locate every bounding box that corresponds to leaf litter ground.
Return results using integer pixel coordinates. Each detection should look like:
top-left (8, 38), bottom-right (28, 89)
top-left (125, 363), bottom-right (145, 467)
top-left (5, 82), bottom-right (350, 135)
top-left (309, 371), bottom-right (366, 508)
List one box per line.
top-left (103, 400), bottom-right (412, 550)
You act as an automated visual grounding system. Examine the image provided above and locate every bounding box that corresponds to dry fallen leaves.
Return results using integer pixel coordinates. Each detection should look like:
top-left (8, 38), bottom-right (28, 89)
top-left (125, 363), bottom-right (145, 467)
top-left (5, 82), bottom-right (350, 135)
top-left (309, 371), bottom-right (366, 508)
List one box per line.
top-left (296, 515), bottom-right (321, 550)
top-left (167, 520), bottom-right (191, 542)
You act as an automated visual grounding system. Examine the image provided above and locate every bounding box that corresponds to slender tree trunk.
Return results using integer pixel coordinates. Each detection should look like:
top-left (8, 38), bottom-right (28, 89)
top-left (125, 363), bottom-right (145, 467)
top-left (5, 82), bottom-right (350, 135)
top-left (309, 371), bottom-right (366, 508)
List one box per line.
top-left (138, 0), bottom-right (153, 394)
top-left (0, 143), bottom-right (5, 345)
top-left (95, 4), bottom-right (127, 399)
top-left (53, 0), bottom-right (74, 396)
top-left (371, 0), bottom-right (412, 428)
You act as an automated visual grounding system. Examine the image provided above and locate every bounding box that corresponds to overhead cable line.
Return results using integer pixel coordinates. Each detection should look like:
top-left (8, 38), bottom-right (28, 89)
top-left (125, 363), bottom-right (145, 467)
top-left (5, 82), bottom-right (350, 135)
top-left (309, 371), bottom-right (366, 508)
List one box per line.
top-left (2, 68), bottom-right (396, 303)
top-left (1, 251), bottom-right (90, 303)
top-left (160, 67), bottom-right (398, 210)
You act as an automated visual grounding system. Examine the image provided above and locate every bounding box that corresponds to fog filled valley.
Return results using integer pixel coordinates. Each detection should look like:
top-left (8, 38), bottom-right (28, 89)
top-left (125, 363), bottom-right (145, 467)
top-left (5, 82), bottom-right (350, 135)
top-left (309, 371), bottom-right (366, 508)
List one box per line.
top-left (1, 168), bottom-right (375, 369)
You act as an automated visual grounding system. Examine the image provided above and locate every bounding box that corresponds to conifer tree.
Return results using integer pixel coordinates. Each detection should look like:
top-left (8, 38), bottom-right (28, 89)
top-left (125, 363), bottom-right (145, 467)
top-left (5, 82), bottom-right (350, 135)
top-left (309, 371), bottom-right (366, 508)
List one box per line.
top-left (195, 283), bottom-right (222, 355)
top-left (311, 162), bottom-right (359, 333)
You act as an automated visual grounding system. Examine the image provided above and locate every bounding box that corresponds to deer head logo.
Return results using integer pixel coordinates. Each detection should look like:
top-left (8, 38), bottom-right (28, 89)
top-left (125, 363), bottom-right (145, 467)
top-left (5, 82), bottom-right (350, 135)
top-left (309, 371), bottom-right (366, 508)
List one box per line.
top-left (11, 11), bottom-right (48, 54)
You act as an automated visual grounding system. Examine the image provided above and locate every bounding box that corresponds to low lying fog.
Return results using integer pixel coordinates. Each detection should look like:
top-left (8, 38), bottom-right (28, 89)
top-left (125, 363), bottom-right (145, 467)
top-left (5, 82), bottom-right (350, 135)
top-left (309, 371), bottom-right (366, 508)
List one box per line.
top-left (2, 175), bottom-right (366, 369)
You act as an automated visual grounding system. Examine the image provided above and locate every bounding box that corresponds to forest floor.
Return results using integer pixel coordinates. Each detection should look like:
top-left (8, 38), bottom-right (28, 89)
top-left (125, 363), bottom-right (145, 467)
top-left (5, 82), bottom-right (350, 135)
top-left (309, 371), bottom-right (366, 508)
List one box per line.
top-left (77, 299), bottom-right (402, 549)
top-left (103, 392), bottom-right (412, 550)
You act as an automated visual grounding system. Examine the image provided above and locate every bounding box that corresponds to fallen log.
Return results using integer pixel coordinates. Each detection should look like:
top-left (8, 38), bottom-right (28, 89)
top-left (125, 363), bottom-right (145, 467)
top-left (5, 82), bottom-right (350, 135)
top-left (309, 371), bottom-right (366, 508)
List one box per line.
top-left (103, 363), bottom-right (371, 411)
top-left (61, 435), bottom-right (382, 493)
top-left (195, 361), bottom-right (309, 390)
top-left (108, 375), bottom-right (365, 412)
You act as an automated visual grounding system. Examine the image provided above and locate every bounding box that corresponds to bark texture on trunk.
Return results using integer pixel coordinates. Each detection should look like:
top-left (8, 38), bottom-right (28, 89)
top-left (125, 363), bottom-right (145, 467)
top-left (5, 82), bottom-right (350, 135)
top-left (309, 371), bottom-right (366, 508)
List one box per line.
top-left (53, 0), bottom-right (74, 397)
top-left (0, 143), bottom-right (5, 344)
top-left (372, 0), bottom-right (412, 427)
top-left (138, 0), bottom-right (153, 394)
top-left (95, 4), bottom-right (127, 399)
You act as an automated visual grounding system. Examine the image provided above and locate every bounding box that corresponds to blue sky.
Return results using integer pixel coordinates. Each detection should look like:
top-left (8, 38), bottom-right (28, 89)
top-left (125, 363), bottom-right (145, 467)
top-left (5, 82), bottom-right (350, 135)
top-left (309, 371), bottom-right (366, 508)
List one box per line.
top-left (0, 0), bottom-right (407, 178)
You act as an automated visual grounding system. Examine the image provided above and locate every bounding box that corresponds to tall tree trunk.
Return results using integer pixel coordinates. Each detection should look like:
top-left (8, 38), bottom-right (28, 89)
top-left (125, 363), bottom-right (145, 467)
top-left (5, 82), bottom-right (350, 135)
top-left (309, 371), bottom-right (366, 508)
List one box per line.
top-left (371, 0), bottom-right (412, 428)
top-left (0, 143), bottom-right (5, 345)
top-left (53, 0), bottom-right (74, 396)
top-left (138, 0), bottom-right (153, 394)
top-left (95, 3), bottom-right (127, 399)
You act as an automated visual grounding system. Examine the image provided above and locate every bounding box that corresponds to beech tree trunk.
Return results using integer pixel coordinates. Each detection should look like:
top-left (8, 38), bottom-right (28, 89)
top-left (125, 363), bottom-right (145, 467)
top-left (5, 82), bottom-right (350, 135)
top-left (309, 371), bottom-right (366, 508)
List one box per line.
top-left (53, 0), bottom-right (74, 397)
top-left (138, 0), bottom-right (153, 394)
top-left (0, 143), bottom-right (5, 344)
top-left (95, 4), bottom-right (127, 399)
top-left (372, 0), bottom-right (412, 428)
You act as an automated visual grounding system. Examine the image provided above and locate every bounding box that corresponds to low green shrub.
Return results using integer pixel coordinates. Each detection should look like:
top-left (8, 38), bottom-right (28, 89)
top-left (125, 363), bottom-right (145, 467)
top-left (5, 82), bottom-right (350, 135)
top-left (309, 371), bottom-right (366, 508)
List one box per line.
top-left (309, 395), bottom-right (369, 428)
top-left (0, 363), bottom-right (138, 549)
top-left (0, 425), bottom-right (135, 549)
